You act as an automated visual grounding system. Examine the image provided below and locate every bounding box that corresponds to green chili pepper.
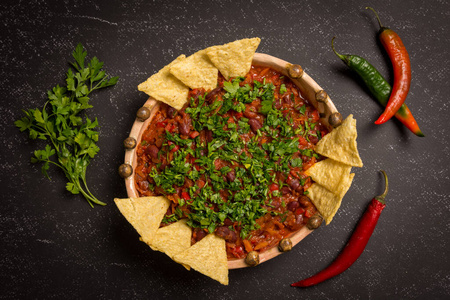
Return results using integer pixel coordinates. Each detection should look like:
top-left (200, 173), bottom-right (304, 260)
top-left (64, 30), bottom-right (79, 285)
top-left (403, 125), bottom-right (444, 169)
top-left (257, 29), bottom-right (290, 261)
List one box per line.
top-left (331, 37), bottom-right (424, 137)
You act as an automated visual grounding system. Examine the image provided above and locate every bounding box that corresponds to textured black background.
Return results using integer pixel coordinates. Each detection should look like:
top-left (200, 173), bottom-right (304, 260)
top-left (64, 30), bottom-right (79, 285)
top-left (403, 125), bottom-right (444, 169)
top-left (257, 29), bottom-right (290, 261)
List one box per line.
top-left (1, 0), bottom-right (449, 299)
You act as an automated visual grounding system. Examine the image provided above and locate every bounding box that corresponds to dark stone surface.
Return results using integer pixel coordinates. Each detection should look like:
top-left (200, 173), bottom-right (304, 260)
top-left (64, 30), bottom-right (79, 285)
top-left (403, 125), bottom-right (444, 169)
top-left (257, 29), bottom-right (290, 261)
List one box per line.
top-left (1, 0), bottom-right (449, 299)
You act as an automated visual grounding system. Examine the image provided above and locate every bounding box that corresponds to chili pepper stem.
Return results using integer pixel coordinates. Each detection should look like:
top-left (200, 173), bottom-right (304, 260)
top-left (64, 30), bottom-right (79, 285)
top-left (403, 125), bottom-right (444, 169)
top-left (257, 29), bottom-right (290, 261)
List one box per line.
top-left (331, 37), bottom-right (348, 63)
top-left (374, 170), bottom-right (388, 204)
top-left (366, 7), bottom-right (384, 30)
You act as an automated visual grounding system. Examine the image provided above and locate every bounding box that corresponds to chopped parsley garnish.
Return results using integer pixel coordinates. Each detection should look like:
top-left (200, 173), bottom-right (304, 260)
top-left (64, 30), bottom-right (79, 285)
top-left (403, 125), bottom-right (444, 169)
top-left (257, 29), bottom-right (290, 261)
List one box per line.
top-left (150, 76), bottom-right (323, 238)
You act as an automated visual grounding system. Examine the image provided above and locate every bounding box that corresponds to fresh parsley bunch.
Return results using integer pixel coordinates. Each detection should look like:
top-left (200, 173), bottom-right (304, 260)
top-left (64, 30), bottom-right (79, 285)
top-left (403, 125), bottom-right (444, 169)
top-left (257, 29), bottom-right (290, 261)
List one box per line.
top-left (15, 44), bottom-right (118, 207)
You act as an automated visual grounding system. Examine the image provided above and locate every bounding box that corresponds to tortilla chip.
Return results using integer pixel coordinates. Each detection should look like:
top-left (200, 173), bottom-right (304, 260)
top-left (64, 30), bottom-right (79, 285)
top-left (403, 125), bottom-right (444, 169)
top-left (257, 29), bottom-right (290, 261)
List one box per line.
top-left (305, 158), bottom-right (352, 198)
top-left (173, 234), bottom-right (228, 285)
top-left (315, 114), bottom-right (363, 167)
top-left (307, 173), bottom-right (355, 225)
top-left (148, 219), bottom-right (192, 260)
top-left (138, 55), bottom-right (189, 110)
top-left (114, 196), bottom-right (170, 244)
top-left (206, 37), bottom-right (261, 79)
top-left (170, 49), bottom-right (218, 91)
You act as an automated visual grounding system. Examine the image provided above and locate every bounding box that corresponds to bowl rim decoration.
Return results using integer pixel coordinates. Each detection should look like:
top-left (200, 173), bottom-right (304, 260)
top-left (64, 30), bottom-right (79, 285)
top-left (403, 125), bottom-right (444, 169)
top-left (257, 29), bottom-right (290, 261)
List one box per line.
top-left (124, 53), bottom-right (339, 269)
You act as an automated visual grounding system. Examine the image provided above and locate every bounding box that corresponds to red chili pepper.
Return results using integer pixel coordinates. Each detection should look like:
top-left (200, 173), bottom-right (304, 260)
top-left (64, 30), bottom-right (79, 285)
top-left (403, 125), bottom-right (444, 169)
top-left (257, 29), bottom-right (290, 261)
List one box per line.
top-left (367, 7), bottom-right (412, 125)
top-left (170, 145), bottom-right (180, 153)
top-left (291, 170), bottom-right (388, 287)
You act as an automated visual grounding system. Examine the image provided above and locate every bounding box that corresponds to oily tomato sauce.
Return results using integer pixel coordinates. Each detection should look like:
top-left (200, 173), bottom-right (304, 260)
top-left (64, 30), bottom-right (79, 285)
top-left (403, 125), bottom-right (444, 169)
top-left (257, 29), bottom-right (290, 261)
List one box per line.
top-left (134, 65), bottom-right (329, 259)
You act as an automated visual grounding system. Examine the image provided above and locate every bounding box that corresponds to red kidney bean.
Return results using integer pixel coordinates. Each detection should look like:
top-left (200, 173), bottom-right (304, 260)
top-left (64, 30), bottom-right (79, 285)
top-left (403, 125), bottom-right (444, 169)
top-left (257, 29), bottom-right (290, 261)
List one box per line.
top-left (138, 180), bottom-right (149, 190)
top-left (194, 229), bottom-right (207, 241)
top-left (248, 118), bottom-right (262, 133)
top-left (244, 107), bottom-right (258, 119)
top-left (167, 106), bottom-right (177, 118)
top-left (288, 178), bottom-right (300, 191)
top-left (295, 214), bottom-right (304, 226)
top-left (281, 186), bottom-right (291, 195)
top-left (308, 133), bottom-right (319, 144)
top-left (215, 226), bottom-right (237, 243)
top-left (287, 201), bottom-right (300, 212)
top-left (271, 199), bottom-right (281, 209)
top-left (178, 115), bottom-right (191, 136)
top-left (145, 145), bottom-right (159, 159)
top-left (223, 218), bottom-right (233, 226)
top-left (205, 129), bottom-right (213, 143)
top-left (206, 87), bottom-right (222, 102)
top-left (283, 94), bottom-right (293, 106)
top-left (285, 212), bottom-right (304, 231)
top-left (299, 196), bottom-right (311, 208)
top-left (274, 98), bottom-right (282, 110)
top-left (226, 171), bottom-right (236, 182)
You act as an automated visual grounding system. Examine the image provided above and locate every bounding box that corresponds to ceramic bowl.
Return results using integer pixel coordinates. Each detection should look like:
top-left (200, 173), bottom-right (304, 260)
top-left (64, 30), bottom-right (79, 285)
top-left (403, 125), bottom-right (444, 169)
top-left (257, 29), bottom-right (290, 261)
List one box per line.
top-left (123, 53), bottom-right (339, 269)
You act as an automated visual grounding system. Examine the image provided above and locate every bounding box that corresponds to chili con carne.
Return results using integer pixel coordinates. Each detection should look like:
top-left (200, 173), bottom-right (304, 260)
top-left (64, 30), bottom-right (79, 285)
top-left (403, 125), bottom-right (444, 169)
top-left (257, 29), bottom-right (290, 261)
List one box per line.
top-left (291, 170), bottom-right (388, 287)
top-left (331, 37), bottom-right (424, 137)
top-left (134, 66), bottom-right (329, 259)
top-left (366, 7), bottom-right (412, 125)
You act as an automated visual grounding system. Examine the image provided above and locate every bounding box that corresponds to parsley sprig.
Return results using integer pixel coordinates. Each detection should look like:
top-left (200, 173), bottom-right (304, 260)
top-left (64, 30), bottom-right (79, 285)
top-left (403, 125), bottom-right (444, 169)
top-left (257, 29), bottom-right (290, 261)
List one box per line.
top-left (15, 44), bottom-right (118, 207)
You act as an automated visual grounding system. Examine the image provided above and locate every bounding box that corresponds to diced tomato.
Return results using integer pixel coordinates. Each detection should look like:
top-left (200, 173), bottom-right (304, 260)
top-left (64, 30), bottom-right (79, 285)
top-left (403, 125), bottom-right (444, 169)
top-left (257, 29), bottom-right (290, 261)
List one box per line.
top-left (303, 156), bottom-right (316, 171)
top-left (197, 179), bottom-right (205, 189)
top-left (295, 207), bottom-right (305, 216)
top-left (305, 206), bottom-right (315, 218)
top-left (290, 169), bottom-right (302, 179)
top-left (165, 123), bottom-right (176, 133)
top-left (170, 145), bottom-right (180, 152)
top-left (230, 245), bottom-right (244, 258)
top-left (181, 191), bottom-right (191, 201)
top-left (156, 121), bottom-right (167, 128)
top-left (269, 183), bottom-right (279, 192)
top-left (298, 136), bottom-right (308, 146)
top-left (310, 110), bottom-right (320, 122)
top-left (189, 131), bottom-right (200, 139)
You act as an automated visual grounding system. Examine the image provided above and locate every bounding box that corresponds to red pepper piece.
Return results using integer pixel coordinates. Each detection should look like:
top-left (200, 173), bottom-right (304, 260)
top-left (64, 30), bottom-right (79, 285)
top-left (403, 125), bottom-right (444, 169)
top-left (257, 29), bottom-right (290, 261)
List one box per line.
top-left (189, 131), bottom-right (200, 139)
top-left (367, 7), bottom-right (412, 125)
top-left (170, 145), bottom-right (180, 153)
top-left (291, 170), bottom-right (388, 287)
top-left (156, 121), bottom-right (167, 128)
top-left (181, 191), bottom-right (191, 201)
top-left (269, 183), bottom-right (279, 191)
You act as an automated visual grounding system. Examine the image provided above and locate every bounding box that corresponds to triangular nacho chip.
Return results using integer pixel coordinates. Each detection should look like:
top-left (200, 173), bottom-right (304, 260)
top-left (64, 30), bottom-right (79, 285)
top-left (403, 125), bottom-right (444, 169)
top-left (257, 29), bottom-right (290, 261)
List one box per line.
top-left (173, 234), bottom-right (228, 285)
top-left (114, 196), bottom-right (170, 243)
top-left (307, 173), bottom-right (355, 225)
top-left (148, 219), bottom-right (192, 260)
top-left (170, 49), bottom-right (218, 91)
top-left (315, 114), bottom-right (363, 167)
top-left (138, 55), bottom-right (189, 110)
top-left (305, 158), bottom-right (352, 198)
top-left (206, 37), bottom-right (261, 79)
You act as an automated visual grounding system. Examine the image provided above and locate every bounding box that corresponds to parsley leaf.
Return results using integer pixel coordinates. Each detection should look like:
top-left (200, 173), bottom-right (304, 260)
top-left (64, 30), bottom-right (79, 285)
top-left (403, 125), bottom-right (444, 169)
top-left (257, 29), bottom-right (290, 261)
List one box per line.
top-left (14, 43), bottom-right (118, 207)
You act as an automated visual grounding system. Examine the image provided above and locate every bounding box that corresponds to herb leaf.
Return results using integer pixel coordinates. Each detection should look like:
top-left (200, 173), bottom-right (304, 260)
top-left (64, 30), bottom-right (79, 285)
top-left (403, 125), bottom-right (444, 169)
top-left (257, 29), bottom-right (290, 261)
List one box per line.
top-left (15, 44), bottom-right (118, 207)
